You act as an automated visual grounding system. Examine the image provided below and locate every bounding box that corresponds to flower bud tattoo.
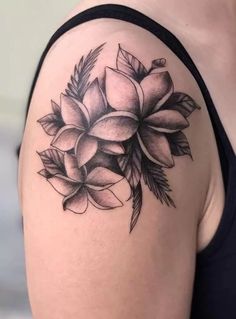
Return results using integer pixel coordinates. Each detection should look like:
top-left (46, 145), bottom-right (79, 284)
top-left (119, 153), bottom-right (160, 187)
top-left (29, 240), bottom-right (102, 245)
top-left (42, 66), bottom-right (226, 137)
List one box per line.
top-left (37, 43), bottom-right (200, 232)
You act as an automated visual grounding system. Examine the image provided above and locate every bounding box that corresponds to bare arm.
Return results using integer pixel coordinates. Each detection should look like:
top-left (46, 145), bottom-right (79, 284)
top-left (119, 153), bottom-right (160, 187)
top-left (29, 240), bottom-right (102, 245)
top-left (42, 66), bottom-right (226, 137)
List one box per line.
top-left (18, 17), bottom-right (216, 319)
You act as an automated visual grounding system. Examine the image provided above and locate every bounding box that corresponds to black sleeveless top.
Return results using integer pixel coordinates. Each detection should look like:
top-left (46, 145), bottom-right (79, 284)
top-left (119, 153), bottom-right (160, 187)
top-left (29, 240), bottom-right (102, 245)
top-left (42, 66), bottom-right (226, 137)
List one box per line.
top-left (22, 4), bottom-right (236, 318)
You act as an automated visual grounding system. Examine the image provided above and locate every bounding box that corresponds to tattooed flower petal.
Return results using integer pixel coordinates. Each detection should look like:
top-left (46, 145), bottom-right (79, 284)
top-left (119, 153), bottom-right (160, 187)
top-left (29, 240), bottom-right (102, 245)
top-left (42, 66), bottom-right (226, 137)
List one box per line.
top-left (75, 134), bottom-right (98, 168)
top-left (51, 125), bottom-right (83, 151)
top-left (64, 153), bottom-right (85, 181)
top-left (99, 141), bottom-right (125, 155)
top-left (105, 67), bottom-right (143, 114)
top-left (86, 167), bottom-right (123, 187)
top-left (144, 110), bottom-right (189, 133)
top-left (138, 126), bottom-right (174, 168)
top-left (47, 174), bottom-right (79, 196)
top-left (82, 78), bottom-right (107, 124)
top-left (140, 71), bottom-right (173, 114)
top-left (89, 111), bottom-right (138, 141)
top-left (63, 186), bottom-right (88, 214)
top-left (88, 188), bottom-right (123, 209)
top-left (60, 93), bottom-right (89, 128)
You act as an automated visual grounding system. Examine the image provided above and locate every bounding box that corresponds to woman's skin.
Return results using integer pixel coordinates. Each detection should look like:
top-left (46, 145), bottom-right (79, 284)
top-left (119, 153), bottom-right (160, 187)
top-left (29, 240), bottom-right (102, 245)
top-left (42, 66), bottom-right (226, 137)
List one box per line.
top-left (75, 0), bottom-right (236, 152)
top-left (72, 0), bottom-right (236, 251)
top-left (19, 1), bottom-right (235, 318)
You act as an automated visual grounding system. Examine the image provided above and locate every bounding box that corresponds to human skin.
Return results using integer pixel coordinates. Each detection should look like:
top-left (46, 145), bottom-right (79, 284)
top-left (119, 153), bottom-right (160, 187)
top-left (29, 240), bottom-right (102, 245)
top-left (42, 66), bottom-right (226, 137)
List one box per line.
top-left (70, 0), bottom-right (236, 255)
top-left (75, 0), bottom-right (236, 153)
top-left (17, 1), bottom-right (235, 318)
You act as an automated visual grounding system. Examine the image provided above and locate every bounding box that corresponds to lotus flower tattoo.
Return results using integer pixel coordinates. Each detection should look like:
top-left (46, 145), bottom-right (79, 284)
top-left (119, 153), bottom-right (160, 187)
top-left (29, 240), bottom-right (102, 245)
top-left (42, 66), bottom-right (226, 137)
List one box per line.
top-left (37, 44), bottom-right (200, 232)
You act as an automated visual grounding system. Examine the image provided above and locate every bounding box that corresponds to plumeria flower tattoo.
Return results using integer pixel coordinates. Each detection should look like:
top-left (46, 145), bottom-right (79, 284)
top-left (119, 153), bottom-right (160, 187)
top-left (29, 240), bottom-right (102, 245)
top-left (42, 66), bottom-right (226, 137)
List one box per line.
top-left (51, 79), bottom-right (128, 168)
top-left (94, 67), bottom-right (189, 168)
top-left (37, 44), bottom-right (200, 232)
top-left (47, 153), bottom-right (123, 213)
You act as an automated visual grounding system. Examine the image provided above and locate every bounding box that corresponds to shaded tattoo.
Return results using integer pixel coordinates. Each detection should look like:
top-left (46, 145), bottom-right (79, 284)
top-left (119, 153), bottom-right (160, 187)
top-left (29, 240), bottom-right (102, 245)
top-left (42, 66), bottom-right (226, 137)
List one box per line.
top-left (37, 44), bottom-right (200, 232)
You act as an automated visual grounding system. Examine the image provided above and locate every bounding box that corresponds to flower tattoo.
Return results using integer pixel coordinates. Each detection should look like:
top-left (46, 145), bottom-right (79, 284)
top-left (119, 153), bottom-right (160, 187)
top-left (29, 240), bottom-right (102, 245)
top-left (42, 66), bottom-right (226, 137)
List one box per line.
top-left (37, 44), bottom-right (200, 232)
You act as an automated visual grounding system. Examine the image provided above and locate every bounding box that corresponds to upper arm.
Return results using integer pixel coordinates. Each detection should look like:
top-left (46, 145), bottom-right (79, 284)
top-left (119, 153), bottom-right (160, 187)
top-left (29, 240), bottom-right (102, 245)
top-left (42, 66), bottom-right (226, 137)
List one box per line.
top-left (19, 17), bottom-right (215, 319)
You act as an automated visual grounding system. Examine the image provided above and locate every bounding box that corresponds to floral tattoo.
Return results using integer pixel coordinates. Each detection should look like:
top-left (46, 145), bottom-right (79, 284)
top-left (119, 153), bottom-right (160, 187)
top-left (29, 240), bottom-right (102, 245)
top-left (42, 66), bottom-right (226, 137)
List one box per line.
top-left (37, 43), bottom-right (200, 232)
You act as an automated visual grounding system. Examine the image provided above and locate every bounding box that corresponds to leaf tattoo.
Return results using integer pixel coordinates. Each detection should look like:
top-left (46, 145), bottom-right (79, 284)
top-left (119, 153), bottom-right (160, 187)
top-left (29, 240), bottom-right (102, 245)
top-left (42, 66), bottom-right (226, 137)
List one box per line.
top-left (117, 45), bottom-right (147, 82)
top-left (130, 182), bottom-right (143, 232)
top-left (38, 149), bottom-right (65, 176)
top-left (117, 137), bottom-right (142, 189)
top-left (37, 100), bottom-right (64, 136)
top-left (142, 157), bottom-right (175, 207)
top-left (167, 131), bottom-right (192, 158)
top-left (65, 43), bottom-right (105, 101)
top-left (162, 92), bottom-right (201, 117)
top-left (37, 44), bottom-right (200, 232)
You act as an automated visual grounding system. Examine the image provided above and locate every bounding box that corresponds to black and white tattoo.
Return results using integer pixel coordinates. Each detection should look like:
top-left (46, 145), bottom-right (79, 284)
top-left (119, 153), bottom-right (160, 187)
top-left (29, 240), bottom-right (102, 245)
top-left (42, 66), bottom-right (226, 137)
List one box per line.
top-left (37, 44), bottom-right (200, 232)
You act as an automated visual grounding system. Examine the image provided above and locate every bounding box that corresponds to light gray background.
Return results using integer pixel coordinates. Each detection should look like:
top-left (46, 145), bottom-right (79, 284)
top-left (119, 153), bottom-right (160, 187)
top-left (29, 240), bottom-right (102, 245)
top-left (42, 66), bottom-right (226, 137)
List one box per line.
top-left (0, 2), bottom-right (79, 318)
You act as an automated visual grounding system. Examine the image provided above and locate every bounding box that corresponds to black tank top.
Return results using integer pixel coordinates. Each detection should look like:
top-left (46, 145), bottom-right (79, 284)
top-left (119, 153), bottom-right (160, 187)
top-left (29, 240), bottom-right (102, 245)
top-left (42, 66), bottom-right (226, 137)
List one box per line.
top-left (21, 4), bottom-right (236, 318)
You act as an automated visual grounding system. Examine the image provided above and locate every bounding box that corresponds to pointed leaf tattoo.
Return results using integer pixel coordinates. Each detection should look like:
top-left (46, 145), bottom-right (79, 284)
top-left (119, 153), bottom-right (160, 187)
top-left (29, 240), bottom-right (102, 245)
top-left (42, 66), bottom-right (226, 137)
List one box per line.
top-left (37, 44), bottom-right (200, 232)
top-left (51, 100), bottom-right (61, 116)
top-left (167, 131), bottom-right (192, 158)
top-left (162, 92), bottom-right (201, 117)
top-left (38, 114), bottom-right (64, 136)
top-left (38, 149), bottom-right (65, 176)
top-left (116, 44), bottom-right (147, 81)
top-left (130, 182), bottom-right (143, 233)
top-left (117, 138), bottom-right (142, 189)
top-left (38, 100), bottom-right (64, 136)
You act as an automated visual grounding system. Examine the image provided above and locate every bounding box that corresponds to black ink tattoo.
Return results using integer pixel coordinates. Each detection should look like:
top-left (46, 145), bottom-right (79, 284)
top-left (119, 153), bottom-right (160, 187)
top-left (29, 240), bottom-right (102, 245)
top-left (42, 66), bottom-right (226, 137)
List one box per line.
top-left (37, 44), bottom-right (200, 232)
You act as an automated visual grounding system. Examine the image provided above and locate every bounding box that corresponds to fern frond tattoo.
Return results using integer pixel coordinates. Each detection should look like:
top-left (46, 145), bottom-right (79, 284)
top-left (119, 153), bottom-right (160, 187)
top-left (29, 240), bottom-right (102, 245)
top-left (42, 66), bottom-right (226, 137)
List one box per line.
top-left (66, 43), bottom-right (105, 100)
